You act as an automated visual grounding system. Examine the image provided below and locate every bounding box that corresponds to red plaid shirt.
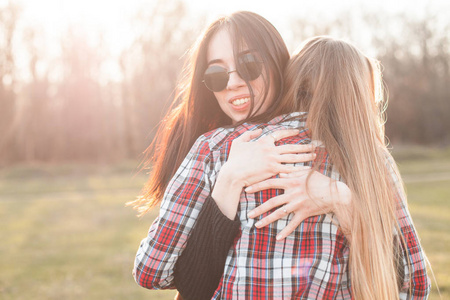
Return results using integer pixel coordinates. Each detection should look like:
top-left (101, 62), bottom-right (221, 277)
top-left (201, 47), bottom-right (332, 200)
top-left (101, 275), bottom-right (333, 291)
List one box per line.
top-left (134, 112), bottom-right (430, 299)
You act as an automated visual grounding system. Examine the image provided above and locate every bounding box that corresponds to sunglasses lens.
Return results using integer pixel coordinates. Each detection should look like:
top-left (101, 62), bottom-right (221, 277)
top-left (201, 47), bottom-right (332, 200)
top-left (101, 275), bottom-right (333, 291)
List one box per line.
top-left (203, 65), bottom-right (229, 92)
top-left (237, 53), bottom-right (262, 81)
top-left (203, 54), bottom-right (262, 92)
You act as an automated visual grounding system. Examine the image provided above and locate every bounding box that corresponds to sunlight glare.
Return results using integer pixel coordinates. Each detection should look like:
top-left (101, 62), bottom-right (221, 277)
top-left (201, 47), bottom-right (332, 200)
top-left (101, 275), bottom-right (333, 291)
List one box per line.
top-left (21, 0), bottom-right (142, 56)
top-left (17, 0), bottom-right (152, 82)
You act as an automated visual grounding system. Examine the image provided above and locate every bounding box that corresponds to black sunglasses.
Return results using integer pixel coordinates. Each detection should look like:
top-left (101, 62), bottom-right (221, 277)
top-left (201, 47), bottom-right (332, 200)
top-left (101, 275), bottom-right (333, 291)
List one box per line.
top-left (203, 53), bottom-right (263, 92)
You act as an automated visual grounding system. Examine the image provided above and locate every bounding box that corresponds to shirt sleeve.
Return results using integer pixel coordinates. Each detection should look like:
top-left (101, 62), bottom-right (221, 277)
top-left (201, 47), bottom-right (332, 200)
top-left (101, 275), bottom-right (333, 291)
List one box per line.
top-left (385, 152), bottom-right (431, 299)
top-left (173, 195), bottom-right (241, 300)
top-left (133, 136), bottom-right (214, 289)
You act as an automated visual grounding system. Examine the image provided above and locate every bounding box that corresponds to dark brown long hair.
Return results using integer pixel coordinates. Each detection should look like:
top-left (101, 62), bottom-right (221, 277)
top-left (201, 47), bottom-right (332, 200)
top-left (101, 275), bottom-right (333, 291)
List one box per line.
top-left (129, 11), bottom-right (289, 215)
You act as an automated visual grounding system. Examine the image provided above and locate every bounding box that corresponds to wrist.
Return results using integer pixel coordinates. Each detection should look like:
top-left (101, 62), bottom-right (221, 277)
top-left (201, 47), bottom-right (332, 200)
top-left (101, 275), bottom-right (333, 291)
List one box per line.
top-left (217, 162), bottom-right (247, 189)
top-left (211, 163), bottom-right (245, 220)
top-left (333, 181), bottom-right (352, 240)
top-left (335, 181), bottom-right (352, 206)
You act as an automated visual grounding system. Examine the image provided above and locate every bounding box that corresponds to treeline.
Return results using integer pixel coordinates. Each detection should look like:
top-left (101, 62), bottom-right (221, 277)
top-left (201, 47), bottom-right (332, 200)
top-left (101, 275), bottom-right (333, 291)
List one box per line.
top-left (0, 1), bottom-right (449, 165)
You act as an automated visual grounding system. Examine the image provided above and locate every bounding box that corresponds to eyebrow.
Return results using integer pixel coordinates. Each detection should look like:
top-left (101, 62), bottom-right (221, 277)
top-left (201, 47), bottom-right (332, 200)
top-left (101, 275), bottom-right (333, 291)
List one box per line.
top-left (240, 49), bottom-right (254, 55)
top-left (206, 50), bottom-right (257, 66)
top-left (207, 58), bottom-right (224, 66)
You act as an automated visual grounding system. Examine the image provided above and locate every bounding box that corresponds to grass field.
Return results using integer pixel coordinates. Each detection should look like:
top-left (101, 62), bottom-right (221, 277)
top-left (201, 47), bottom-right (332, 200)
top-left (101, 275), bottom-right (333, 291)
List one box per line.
top-left (0, 148), bottom-right (449, 299)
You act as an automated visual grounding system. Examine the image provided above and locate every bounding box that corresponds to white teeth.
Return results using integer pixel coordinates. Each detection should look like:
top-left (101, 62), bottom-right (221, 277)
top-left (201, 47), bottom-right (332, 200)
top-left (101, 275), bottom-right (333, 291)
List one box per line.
top-left (231, 97), bottom-right (250, 106)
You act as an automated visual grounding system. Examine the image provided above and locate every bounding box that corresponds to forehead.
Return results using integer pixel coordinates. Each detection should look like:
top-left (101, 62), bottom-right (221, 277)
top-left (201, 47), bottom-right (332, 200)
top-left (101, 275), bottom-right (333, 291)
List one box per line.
top-left (206, 29), bottom-right (233, 63)
top-left (207, 28), bottom-right (250, 63)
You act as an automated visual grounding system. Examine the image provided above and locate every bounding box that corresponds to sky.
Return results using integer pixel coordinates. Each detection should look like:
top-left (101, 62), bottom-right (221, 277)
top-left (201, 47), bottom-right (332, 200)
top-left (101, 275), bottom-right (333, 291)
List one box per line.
top-left (4, 0), bottom-right (449, 82)
top-left (13, 0), bottom-right (449, 52)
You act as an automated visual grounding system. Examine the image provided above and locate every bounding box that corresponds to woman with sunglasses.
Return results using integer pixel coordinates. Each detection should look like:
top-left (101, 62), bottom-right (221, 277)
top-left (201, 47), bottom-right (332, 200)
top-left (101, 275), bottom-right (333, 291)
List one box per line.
top-left (129, 11), bottom-right (320, 217)
top-left (131, 11), bottom-right (353, 299)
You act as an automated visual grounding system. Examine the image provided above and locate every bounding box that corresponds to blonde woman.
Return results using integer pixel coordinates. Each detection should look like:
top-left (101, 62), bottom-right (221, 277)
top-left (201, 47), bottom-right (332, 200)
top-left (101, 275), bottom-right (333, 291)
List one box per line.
top-left (165, 37), bottom-right (431, 299)
top-left (256, 36), bottom-right (431, 299)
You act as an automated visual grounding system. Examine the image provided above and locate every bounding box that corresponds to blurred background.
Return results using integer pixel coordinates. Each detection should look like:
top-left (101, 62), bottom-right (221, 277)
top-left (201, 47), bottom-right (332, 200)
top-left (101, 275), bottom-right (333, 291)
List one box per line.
top-left (0, 0), bottom-right (448, 299)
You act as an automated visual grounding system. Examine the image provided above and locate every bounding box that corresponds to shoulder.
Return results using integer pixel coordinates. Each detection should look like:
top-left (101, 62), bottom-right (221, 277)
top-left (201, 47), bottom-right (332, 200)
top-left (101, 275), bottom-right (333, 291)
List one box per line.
top-left (197, 112), bottom-right (309, 151)
top-left (380, 148), bottom-right (400, 181)
top-left (196, 127), bottom-right (237, 153)
top-left (262, 112), bottom-right (309, 133)
top-left (258, 112), bottom-right (310, 142)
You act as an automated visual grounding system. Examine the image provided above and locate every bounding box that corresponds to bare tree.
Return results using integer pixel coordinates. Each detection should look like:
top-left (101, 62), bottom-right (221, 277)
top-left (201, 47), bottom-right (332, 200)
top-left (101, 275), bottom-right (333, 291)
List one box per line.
top-left (289, 10), bottom-right (450, 146)
top-left (371, 13), bottom-right (450, 145)
top-left (119, 0), bottom-right (203, 158)
top-left (51, 27), bottom-right (108, 161)
top-left (1, 2), bottom-right (448, 165)
top-left (0, 1), bottom-right (20, 164)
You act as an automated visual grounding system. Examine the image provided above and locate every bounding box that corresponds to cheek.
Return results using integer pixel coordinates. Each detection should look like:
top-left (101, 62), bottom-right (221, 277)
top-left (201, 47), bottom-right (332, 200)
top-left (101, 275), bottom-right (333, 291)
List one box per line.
top-left (213, 91), bottom-right (227, 108)
top-left (252, 76), bottom-right (266, 94)
top-left (252, 75), bottom-right (274, 106)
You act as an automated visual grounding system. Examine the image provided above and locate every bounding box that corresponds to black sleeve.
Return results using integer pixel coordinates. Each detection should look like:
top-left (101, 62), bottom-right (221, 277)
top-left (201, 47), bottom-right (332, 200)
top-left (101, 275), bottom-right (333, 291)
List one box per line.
top-left (174, 195), bottom-right (241, 300)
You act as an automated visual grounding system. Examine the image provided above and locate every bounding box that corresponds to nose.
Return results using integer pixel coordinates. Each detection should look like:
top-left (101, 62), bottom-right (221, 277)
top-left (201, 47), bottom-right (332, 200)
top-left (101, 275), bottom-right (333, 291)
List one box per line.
top-left (226, 70), bottom-right (246, 90)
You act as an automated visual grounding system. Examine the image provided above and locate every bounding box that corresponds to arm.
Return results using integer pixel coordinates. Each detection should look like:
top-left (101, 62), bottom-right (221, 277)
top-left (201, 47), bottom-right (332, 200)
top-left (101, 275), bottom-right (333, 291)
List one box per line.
top-left (385, 153), bottom-right (431, 299)
top-left (133, 136), bottom-right (214, 289)
top-left (245, 169), bottom-right (353, 240)
top-left (174, 196), bottom-right (240, 300)
top-left (211, 128), bottom-right (315, 219)
top-left (173, 128), bottom-right (316, 299)
top-left (133, 128), bottom-right (314, 290)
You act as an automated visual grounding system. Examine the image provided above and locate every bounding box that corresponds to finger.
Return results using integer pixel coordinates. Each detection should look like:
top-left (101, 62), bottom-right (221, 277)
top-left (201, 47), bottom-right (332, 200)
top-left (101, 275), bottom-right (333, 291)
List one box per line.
top-left (276, 164), bottom-right (311, 175)
top-left (276, 214), bottom-right (304, 240)
top-left (266, 129), bottom-right (300, 142)
top-left (275, 144), bottom-right (315, 154)
top-left (245, 178), bottom-right (288, 194)
top-left (245, 165), bottom-right (311, 193)
top-left (254, 204), bottom-right (291, 228)
top-left (247, 194), bottom-right (288, 218)
top-left (279, 169), bottom-right (310, 178)
top-left (277, 153), bottom-right (316, 164)
top-left (235, 128), bottom-right (263, 143)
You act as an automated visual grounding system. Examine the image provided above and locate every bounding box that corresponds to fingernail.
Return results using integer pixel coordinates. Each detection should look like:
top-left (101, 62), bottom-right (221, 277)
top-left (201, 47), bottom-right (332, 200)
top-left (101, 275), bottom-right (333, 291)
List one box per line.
top-left (255, 221), bottom-right (262, 227)
top-left (245, 187), bottom-right (252, 192)
top-left (248, 211), bottom-right (255, 218)
top-left (311, 140), bottom-right (323, 147)
top-left (276, 234), bottom-right (283, 240)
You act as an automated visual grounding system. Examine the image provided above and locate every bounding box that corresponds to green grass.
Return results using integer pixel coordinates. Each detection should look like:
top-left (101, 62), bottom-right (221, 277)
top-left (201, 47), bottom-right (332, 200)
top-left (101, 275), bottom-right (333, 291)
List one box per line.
top-left (394, 148), bottom-right (450, 299)
top-left (0, 162), bottom-right (176, 300)
top-left (0, 148), bottom-right (449, 299)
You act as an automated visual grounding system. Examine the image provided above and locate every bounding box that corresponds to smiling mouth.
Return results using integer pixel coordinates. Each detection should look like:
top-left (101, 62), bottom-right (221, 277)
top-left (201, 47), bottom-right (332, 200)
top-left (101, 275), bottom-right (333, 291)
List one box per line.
top-left (231, 97), bottom-right (250, 106)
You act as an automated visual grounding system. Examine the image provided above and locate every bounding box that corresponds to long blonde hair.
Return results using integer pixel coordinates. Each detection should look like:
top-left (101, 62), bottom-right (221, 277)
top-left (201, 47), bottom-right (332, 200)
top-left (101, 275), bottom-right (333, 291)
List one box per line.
top-left (278, 36), bottom-right (408, 299)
